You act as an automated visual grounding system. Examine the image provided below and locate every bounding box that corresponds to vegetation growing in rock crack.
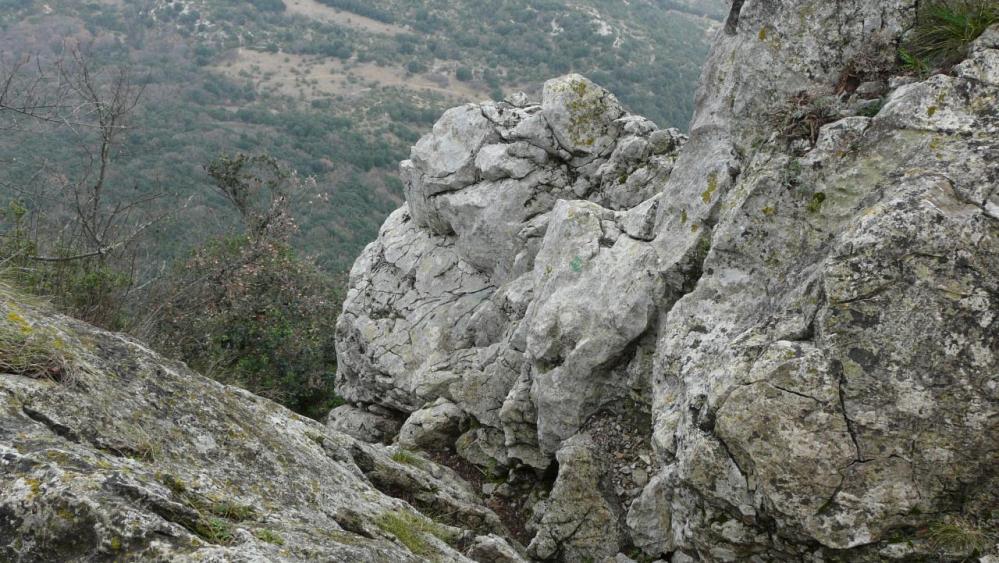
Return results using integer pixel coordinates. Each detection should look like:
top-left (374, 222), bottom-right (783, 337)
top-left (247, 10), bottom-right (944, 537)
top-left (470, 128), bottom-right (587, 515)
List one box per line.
top-left (374, 510), bottom-right (459, 557)
top-left (904, 0), bottom-right (998, 67)
top-left (767, 91), bottom-right (840, 147)
top-left (0, 299), bottom-right (76, 383)
top-left (254, 529), bottom-right (286, 546)
top-left (158, 473), bottom-right (259, 545)
top-left (927, 516), bottom-right (996, 556)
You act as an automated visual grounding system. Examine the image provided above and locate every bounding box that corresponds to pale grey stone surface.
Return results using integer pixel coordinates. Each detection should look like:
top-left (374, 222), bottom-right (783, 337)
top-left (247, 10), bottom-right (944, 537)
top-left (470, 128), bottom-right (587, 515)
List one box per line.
top-left (398, 399), bottom-right (467, 451)
top-left (325, 404), bottom-right (402, 444)
top-left (334, 10), bottom-right (999, 563)
top-left (0, 298), bottom-right (501, 562)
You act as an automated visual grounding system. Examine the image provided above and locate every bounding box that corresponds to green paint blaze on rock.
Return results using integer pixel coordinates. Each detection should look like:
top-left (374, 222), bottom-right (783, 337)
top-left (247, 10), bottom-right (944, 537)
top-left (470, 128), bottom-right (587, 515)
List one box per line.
top-left (570, 255), bottom-right (584, 272)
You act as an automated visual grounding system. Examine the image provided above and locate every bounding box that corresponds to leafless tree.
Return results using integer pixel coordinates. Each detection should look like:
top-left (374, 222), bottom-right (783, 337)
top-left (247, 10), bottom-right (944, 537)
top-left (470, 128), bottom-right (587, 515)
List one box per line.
top-left (0, 53), bottom-right (68, 130)
top-left (1, 44), bottom-right (170, 262)
top-left (0, 43), bottom-right (174, 328)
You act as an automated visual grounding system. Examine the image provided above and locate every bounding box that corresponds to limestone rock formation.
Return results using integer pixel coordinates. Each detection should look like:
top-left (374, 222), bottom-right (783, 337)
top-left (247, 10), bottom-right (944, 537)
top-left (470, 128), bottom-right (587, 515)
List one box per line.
top-left (336, 4), bottom-right (999, 561)
top-left (4, 2), bottom-right (997, 562)
top-left (0, 291), bottom-right (519, 562)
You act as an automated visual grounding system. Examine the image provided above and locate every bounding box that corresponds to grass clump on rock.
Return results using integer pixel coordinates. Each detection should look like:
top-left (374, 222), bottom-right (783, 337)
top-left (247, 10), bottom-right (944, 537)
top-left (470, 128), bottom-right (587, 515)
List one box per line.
top-left (374, 510), bottom-right (459, 557)
top-left (254, 528), bottom-right (285, 545)
top-left (157, 473), bottom-right (259, 545)
top-left (903, 1), bottom-right (998, 67)
top-left (927, 516), bottom-right (995, 556)
top-left (390, 449), bottom-right (425, 468)
top-left (0, 306), bottom-right (76, 383)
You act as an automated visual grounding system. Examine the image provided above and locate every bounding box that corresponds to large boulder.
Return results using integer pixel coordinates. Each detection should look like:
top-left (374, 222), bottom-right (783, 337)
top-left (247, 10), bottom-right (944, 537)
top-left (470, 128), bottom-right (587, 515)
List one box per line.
top-left (0, 291), bottom-right (510, 562)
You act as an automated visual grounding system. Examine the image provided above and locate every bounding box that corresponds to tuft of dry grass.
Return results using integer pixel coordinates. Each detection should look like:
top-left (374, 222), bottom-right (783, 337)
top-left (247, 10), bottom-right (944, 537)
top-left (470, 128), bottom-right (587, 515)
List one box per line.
top-left (0, 308), bottom-right (77, 383)
top-left (928, 516), bottom-right (995, 555)
top-left (767, 91), bottom-right (840, 147)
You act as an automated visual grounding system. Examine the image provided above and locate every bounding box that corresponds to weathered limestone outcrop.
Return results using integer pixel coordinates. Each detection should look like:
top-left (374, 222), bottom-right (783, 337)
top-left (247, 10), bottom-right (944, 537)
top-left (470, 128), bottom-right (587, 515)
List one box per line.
top-left (336, 3), bottom-right (999, 561)
top-left (0, 291), bottom-right (520, 562)
top-left (335, 74), bottom-right (685, 477)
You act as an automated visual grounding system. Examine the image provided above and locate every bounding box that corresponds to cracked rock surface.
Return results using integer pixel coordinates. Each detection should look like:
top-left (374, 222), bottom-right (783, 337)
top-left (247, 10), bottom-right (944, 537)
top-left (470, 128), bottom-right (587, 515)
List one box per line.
top-left (336, 6), bottom-right (999, 562)
top-left (3, 3), bottom-right (997, 562)
top-left (0, 294), bottom-right (517, 562)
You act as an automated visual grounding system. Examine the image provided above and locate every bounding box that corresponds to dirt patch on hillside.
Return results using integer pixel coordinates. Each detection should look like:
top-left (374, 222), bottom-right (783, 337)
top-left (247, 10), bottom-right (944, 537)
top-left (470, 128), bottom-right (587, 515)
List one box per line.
top-left (212, 48), bottom-right (494, 102)
top-left (284, 0), bottom-right (407, 35)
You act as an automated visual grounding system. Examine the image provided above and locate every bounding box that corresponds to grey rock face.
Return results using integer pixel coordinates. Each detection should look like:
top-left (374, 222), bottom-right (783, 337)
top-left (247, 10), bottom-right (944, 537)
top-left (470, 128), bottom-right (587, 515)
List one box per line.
top-left (336, 10), bottom-right (999, 563)
top-left (326, 404), bottom-right (403, 444)
top-left (398, 399), bottom-right (468, 451)
top-left (526, 434), bottom-right (624, 561)
top-left (641, 14), bottom-right (999, 561)
top-left (0, 294), bottom-right (506, 562)
top-left (336, 74), bottom-right (686, 480)
top-left (525, 199), bottom-right (662, 455)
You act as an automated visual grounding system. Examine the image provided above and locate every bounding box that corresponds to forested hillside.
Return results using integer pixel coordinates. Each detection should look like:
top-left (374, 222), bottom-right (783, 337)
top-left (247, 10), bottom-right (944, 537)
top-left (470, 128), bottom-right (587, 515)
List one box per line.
top-left (0, 0), bottom-right (723, 272)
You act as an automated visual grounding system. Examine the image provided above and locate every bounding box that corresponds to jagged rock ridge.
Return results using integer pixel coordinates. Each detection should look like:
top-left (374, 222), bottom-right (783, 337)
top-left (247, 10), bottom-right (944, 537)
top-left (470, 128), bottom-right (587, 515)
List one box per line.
top-left (335, 2), bottom-right (999, 561)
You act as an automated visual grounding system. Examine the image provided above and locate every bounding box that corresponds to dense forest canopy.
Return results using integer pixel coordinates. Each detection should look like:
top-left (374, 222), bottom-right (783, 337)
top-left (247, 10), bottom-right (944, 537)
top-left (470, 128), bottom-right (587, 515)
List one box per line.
top-left (1, 0), bottom-right (723, 272)
top-left (0, 0), bottom-right (722, 416)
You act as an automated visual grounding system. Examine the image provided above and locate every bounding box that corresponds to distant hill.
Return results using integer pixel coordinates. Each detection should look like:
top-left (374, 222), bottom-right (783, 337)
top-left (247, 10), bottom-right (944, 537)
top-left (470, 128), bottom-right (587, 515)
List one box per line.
top-left (0, 0), bottom-right (724, 272)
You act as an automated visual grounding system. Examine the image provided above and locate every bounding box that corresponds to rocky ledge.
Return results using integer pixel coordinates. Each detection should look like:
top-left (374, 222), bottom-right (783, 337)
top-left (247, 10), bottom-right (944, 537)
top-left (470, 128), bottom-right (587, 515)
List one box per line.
top-left (0, 289), bottom-right (522, 562)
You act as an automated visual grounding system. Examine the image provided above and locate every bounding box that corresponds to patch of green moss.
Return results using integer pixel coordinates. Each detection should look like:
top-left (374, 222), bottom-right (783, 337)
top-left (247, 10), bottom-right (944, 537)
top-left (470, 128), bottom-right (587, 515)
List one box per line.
top-left (374, 510), bottom-right (458, 558)
top-left (565, 79), bottom-right (608, 148)
top-left (24, 477), bottom-right (41, 498)
top-left (255, 528), bottom-right (285, 546)
top-left (806, 192), bottom-right (827, 214)
top-left (927, 105), bottom-right (938, 117)
top-left (390, 449), bottom-right (425, 468)
top-left (305, 431), bottom-right (325, 446)
top-left (0, 310), bottom-right (76, 382)
top-left (702, 172), bottom-right (719, 204)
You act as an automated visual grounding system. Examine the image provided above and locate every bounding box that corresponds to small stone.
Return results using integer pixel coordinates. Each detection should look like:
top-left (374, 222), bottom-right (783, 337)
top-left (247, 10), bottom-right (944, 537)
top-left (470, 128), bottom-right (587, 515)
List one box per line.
top-left (888, 75), bottom-right (918, 89)
top-left (855, 80), bottom-right (887, 98)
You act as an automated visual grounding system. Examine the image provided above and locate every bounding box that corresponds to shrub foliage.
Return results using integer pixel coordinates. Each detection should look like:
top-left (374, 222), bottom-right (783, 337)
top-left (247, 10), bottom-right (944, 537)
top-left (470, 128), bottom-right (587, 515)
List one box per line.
top-left (154, 154), bottom-right (343, 419)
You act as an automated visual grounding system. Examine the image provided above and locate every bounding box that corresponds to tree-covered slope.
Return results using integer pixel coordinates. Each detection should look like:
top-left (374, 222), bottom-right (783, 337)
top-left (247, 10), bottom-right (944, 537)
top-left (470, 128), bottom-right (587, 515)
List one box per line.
top-left (0, 0), bottom-right (723, 272)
